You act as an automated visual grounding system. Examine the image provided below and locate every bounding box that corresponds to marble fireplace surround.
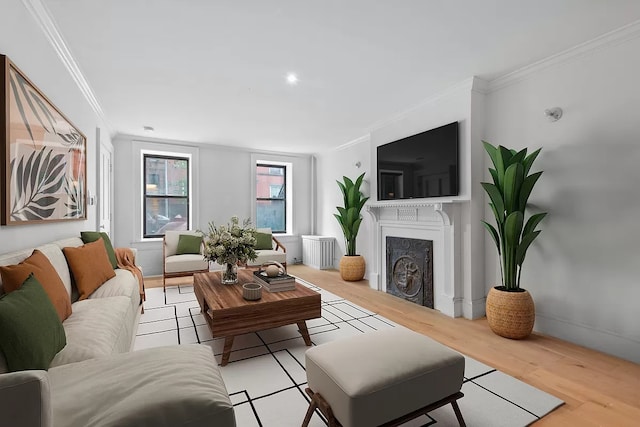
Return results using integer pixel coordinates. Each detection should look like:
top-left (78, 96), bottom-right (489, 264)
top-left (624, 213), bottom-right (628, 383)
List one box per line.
top-left (366, 200), bottom-right (465, 318)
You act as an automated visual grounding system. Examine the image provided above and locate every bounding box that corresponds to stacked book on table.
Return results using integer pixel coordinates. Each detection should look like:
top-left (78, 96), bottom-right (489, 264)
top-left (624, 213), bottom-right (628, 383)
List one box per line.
top-left (252, 271), bottom-right (296, 292)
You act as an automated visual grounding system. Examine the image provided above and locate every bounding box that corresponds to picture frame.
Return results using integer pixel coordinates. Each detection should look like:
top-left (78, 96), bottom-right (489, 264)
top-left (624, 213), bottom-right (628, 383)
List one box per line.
top-left (1, 54), bottom-right (86, 225)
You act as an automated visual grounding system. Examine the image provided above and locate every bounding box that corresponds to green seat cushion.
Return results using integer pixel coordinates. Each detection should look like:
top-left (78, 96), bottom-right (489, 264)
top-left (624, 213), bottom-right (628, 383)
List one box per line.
top-left (81, 231), bottom-right (118, 269)
top-left (0, 274), bottom-right (66, 371)
top-left (255, 231), bottom-right (273, 250)
top-left (176, 234), bottom-right (202, 255)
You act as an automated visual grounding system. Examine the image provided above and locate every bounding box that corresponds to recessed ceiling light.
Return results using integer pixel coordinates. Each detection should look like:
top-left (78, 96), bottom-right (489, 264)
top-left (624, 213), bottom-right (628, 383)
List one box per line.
top-left (286, 73), bottom-right (299, 85)
top-left (143, 126), bottom-right (155, 133)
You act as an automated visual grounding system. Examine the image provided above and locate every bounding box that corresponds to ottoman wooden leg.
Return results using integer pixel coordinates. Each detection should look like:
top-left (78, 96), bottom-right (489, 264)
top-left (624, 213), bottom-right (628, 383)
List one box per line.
top-left (378, 391), bottom-right (466, 427)
top-left (302, 388), bottom-right (340, 427)
top-left (451, 400), bottom-right (466, 427)
top-left (301, 392), bottom-right (318, 427)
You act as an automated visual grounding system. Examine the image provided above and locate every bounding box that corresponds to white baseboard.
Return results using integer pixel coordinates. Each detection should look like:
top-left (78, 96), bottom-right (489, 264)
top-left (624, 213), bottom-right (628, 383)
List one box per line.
top-left (535, 313), bottom-right (640, 364)
top-left (463, 297), bottom-right (487, 320)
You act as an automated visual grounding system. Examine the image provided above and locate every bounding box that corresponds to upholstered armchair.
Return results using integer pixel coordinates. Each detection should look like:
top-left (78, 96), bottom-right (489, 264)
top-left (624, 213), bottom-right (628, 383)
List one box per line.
top-left (246, 228), bottom-right (287, 270)
top-left (162, 230), bottom-right (209, 292)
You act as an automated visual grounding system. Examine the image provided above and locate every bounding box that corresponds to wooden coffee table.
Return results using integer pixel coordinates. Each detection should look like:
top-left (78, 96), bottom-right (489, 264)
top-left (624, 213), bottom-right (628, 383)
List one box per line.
top-left (193, 269), bottom-right (321, 366)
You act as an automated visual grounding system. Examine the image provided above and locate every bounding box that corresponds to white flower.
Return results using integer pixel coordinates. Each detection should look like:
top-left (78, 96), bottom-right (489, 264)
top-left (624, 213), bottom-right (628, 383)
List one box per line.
top-left (202, 217), bottom-right (258, 265)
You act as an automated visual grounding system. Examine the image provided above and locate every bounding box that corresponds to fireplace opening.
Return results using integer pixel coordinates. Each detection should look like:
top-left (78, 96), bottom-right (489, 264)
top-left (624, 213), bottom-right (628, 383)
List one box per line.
top-left (386, 237), bottom-right (433, 309)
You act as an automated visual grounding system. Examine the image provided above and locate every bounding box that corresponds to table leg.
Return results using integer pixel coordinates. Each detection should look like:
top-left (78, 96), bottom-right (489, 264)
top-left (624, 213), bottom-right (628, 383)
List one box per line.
top-left (297, 321), bottom-right (312, 346)
top-left (221, 336), bottom-right (234, 366)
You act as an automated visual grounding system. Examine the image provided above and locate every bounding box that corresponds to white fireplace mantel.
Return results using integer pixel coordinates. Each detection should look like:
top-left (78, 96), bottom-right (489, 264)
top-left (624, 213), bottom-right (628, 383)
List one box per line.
top-left (366, 199), bottom-right (465, 226)
top-left (366, 199), bottom-right (467, 317)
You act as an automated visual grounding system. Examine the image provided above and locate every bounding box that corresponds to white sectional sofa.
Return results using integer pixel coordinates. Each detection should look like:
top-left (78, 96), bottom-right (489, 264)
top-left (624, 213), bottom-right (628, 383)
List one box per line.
top-left (0, 236), bottom-right (236, 427)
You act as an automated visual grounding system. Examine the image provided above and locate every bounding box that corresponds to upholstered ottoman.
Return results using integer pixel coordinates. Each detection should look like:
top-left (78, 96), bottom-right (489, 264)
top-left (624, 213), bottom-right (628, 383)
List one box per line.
top-left (303, 328), bottom-right (466, 427)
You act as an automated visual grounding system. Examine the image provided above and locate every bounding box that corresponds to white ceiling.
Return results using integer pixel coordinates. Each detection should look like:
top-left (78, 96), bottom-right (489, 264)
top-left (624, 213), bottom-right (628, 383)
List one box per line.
top-left (43, 0), bottom-right (640, 153)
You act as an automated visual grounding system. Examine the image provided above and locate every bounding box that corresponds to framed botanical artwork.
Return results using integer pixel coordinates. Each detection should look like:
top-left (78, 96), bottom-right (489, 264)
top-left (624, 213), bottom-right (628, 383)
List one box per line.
top-left (1, 54), bottom-right (86, 225)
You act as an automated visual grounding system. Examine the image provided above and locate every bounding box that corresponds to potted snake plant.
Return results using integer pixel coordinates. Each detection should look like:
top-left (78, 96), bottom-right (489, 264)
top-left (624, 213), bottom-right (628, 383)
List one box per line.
top-left (334, 173), bottom-right (369, 281)
top-left (481, 141), bottom-right (547, 339)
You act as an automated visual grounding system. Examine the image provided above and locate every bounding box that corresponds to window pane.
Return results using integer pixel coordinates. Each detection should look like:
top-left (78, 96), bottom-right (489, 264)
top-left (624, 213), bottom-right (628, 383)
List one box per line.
top-left (269, 185), bottom-right (281, 198)
top-left (145, 198), bottom-right (188, 236)
top-left (256, 200), bottom-right (285, 232)
top-left (145, 157), bottom-right (188, 196)
top-left (256, 165), bottom-right (285, 199)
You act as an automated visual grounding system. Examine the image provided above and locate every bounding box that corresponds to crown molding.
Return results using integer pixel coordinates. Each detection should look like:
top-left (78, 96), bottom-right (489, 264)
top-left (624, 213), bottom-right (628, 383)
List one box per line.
top-left (333, 134), bottom-right (370, 152)
top-left (489, 19), bottom-right (640, 92)
top-left (121, 134), bottom-right (312, 159)
top-left (332, 76), bottom-right (485, 154)
top-left (368, 77), bottom-right (475, 133)
top-left (21, 0), bottom-right (112, 135)
top-left (471, 76), bottom-right (490, 94)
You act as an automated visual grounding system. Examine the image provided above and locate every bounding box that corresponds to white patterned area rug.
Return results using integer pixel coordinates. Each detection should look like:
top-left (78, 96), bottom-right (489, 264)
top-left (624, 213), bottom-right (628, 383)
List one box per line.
top-left (134, 278), bottom-right (563, 427)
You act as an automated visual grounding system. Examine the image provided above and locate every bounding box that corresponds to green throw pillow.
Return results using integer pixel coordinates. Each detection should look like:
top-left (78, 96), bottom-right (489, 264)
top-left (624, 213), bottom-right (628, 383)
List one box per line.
top-left (255, 231), bottom-right (273, 250)
top-left (81, 231), bottom-right (117, 269)
top-left (0, 274), bottom-right (66, 372)
top-left (176, 234), bottom-right (202, 255)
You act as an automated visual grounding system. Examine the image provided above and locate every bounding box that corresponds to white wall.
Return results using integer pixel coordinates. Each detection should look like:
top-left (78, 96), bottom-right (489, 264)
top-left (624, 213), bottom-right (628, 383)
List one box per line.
top-left (112, 135), bottom-right (313, 275)
top-left (369, 79), bottom-right (486, 318)
top-left (369, 80), bottom-right (475, 202)
top-left (315, 137), bottom-right (372, 271)
top-left (485, 35), bottom-right (640, 363)
top-left (316, 79), bottom-right (486, 317)
top-left (0, 0), bottom-right (106, 253)
top-left (316, 32), bottom-right (640, 363)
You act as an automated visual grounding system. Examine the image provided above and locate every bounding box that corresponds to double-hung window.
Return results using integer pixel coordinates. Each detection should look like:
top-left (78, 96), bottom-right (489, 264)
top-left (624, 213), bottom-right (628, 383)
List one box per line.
top-left (256, 163), bottom-right (286, 233)
top-left (143, 154), bottom-right (190, 237)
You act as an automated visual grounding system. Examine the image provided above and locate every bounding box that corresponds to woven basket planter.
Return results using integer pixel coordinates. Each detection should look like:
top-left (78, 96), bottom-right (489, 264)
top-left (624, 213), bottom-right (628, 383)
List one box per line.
top-left (486, 287), bottom-right (535, 339)
top-left (339, 255), bottom-right (365, 281)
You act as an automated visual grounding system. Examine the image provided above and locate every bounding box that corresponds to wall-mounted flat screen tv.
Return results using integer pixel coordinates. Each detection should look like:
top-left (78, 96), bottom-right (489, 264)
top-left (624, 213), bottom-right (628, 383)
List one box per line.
top-left (377, 121), bottom-right (459, 200)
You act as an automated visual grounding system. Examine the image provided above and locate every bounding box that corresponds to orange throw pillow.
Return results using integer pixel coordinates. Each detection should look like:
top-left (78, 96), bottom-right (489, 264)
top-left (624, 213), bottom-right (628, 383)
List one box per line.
top-left (63, 240), bottom-right (116, 300)
top-left (0, 250), bottom-right (72, 321)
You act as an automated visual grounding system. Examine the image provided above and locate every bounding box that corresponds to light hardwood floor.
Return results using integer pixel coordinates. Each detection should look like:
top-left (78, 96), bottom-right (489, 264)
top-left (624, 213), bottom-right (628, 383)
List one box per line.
top-left (147, 266), bottom-right (640, 426)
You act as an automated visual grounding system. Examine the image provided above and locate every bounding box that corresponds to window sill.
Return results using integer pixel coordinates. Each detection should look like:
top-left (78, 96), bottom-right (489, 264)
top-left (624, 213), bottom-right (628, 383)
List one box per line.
top-left (132, 238), bottom-right (163, 244)
top-left (273, 234), bottom-right (298, 239)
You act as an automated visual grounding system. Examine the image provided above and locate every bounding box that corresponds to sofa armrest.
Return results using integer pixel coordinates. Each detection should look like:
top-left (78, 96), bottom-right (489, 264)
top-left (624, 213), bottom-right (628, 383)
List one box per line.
top-left (114, 247), bottom-right (139, 268)
top-left (130, 247), bottom-right (138, 262)
top-left (48, 345), bottom-right (235, 427)
top-left (0, 370), bottom-right (52, 427)
top-left (272, 236), bottom-right (286, 253)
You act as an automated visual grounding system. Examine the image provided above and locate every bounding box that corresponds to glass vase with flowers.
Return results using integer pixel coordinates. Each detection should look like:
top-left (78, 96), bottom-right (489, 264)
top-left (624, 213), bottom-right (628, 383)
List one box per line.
top-left (203, 216), bottom-right (257, 284)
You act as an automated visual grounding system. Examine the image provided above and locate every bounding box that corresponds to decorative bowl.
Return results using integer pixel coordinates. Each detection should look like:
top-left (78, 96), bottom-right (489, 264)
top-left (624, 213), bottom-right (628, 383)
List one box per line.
top-left (242, 282), bottom-right (262, 301)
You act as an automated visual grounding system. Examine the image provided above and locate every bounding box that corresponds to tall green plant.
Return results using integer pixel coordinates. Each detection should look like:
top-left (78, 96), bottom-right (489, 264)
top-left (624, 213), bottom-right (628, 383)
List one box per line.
top-left (334, 173), bottom-right (369, 256)
top-left (481, 141), bottom-right (547, 290)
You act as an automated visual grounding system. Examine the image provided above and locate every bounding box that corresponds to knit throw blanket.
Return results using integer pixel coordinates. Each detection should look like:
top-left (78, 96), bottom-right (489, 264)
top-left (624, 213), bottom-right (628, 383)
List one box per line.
top-left (115, 247), bottom-right (145, 301)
